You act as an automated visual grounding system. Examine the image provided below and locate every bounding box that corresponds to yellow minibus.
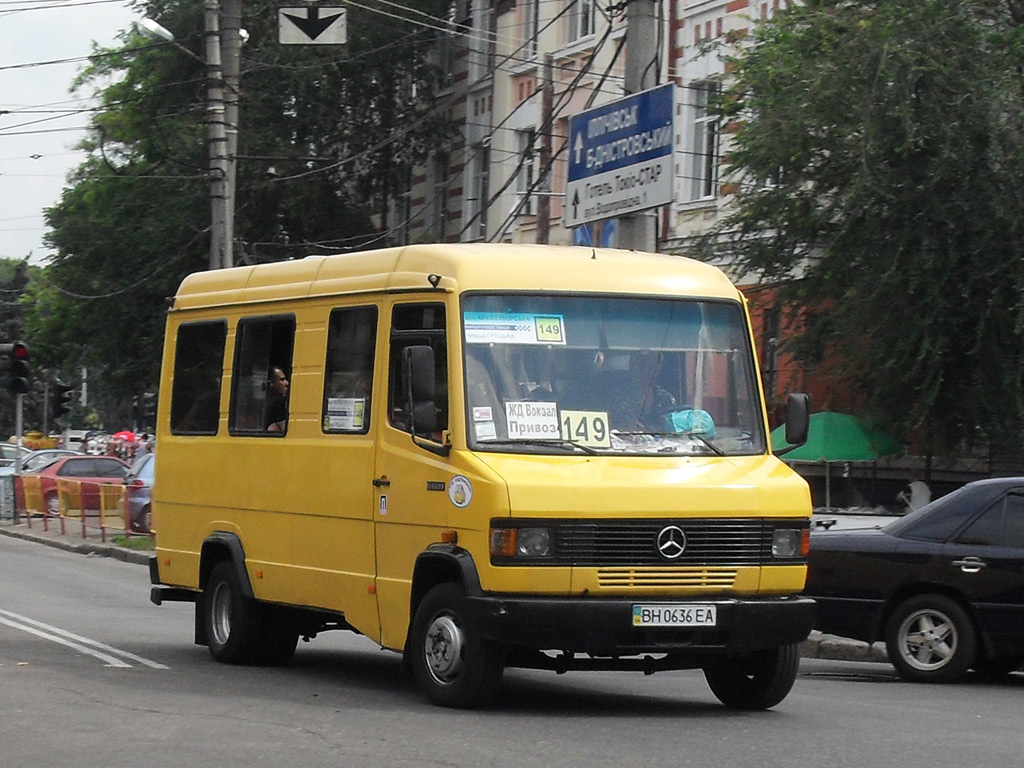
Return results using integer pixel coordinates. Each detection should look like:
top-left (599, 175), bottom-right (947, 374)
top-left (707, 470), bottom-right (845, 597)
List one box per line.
top-left (149, 243), bottom-right (814, 709)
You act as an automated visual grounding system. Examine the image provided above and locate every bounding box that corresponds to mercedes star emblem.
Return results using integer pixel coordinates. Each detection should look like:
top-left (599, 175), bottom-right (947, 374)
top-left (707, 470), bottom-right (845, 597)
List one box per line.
top-left (656, 525), bottom-right (687, 560)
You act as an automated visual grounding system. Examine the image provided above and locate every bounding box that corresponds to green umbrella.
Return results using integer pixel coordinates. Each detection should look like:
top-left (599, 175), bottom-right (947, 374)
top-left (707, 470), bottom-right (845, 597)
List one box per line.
top-left (770, 411), bottom-right (900, 462)
top-left (769, 412), bottom-right (901, 509)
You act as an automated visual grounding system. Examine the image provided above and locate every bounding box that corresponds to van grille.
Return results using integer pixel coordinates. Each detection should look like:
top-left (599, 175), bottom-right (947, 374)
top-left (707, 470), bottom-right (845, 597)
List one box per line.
top-left (490, 518), bottom-right (807, 567)
top-left (555, 519), bottom-right (767, 566)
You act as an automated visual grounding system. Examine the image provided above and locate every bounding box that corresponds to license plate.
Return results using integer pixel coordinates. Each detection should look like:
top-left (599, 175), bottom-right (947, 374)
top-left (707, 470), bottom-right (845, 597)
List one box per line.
top-left (632, 604), bottom-right (717, 627)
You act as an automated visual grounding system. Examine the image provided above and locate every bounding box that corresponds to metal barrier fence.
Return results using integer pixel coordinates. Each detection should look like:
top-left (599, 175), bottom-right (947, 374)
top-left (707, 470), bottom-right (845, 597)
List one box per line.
top-left (13, 475), bottom-right (137, 543)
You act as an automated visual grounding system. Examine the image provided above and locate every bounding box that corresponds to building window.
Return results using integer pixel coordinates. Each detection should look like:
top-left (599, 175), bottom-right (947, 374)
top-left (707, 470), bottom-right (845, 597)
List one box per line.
top-left (170, 320), bottom-right (226, 435)
top-left (568, 0), bottom-right (595, 43)
top-left (690, 81), bottom-right (720, 200)
top-left (467, 142), bottom-right (490, 240)
top-left (516, 129), bottom-right (535, 215)
top-left (525, 0), bottom-right (540, 58)
top-left (431, 151), bottom-right (450, 239)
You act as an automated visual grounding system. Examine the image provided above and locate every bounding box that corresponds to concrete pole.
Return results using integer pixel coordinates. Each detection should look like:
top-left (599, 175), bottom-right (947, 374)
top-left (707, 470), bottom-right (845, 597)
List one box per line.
top-left (220, 0), bottom-right (242, 269)
top-left (204, 0), bottom-right (230, 270)
top-left (618, 0), bottom-right (659, 252)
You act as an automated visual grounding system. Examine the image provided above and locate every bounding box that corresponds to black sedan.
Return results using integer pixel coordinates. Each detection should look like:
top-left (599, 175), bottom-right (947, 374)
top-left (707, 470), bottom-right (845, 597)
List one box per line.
top-left (805, 477), bottom-right (1024, 682)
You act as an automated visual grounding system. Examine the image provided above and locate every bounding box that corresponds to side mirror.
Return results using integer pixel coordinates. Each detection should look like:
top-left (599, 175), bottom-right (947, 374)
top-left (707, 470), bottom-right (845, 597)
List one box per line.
top-left (401, 345), bottom-right (437, 435)
top-left (775, 393), bottom-right (811, 457)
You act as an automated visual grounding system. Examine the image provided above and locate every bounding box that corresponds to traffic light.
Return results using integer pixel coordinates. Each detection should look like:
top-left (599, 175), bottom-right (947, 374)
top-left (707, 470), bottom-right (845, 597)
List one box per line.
top-left (141, 392), bottom-right (157, 424)
top-left (55, 382), bottom-right (75, 420)
top-left (0, 341), bottom-right (30, 394)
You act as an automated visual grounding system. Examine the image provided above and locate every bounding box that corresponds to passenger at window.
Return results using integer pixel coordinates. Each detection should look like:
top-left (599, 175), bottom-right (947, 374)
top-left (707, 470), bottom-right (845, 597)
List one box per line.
top-left (264, 366), bottom-right (290, 432)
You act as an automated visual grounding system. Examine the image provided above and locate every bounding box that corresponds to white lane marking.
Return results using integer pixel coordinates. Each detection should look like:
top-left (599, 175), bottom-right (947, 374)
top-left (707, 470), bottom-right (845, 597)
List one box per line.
top-left (0, 608), bottom-right (169, 669)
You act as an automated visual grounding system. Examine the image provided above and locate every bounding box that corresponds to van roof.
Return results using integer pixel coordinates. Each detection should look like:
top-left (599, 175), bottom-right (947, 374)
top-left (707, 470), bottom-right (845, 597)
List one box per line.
top-left (170, 243), bottom-right (741, 310)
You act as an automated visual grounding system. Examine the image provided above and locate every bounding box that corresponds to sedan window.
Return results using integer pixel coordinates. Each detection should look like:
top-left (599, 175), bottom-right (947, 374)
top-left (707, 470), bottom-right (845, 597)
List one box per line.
top-left (955, 493), bottom-right (1024, 549)
top-left (94, 459), bottom-right (128, 478)
top-left (57, 459), bottom-right (95, 477)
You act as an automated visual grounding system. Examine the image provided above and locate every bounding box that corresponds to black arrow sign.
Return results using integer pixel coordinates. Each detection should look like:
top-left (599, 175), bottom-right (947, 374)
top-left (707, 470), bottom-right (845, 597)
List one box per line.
top-left (572, 189), bottom-right (580, 218)
top-left (282, 8), bottom-right (344, 41)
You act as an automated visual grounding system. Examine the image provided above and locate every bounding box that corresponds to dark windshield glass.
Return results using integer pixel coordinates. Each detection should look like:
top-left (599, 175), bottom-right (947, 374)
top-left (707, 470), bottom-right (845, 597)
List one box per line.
top-left (462, 294), bottom-right (765, 456)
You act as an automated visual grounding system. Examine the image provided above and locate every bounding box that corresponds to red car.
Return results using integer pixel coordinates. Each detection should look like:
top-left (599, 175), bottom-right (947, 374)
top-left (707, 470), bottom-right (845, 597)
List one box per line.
top-left (35, 455), bottom-right (129, 517)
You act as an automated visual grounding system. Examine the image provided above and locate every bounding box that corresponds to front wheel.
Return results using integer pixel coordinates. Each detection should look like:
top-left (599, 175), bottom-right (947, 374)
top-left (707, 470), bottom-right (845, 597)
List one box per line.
top-left (44, 493), bottom-right (60, 517)
top-left (703, 644), bottom-right (800, 710)
top-left (885, 594), bottom-right (976, 683)
top-left (408, 583), bottom-right (504, 708)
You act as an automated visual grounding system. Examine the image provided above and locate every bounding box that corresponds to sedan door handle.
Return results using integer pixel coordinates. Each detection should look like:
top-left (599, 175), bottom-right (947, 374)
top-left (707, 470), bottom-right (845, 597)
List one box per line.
top-left (952, 556), bottom-right (986, 573)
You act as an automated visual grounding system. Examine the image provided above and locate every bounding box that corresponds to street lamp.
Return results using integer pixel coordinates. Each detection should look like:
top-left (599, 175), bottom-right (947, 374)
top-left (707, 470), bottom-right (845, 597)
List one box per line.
top-left (136, 2), bottom-right (242, 270)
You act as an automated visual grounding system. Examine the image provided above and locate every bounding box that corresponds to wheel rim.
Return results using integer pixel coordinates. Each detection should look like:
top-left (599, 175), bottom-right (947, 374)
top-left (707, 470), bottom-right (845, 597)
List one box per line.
top-left (423, 613), bottom-right (464, 685)
top-left (45, 495), bottom-right (60, 516)
top-left (142, 508), bottom-right (152, 533)
top-left (898, 608), bottom-right (958, 671)
top-left (210, 581), bottom-right (233, 646)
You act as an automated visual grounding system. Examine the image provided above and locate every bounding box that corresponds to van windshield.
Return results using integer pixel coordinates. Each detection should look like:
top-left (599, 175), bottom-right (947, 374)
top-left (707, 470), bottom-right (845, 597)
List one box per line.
top-left (461, 294), bottom-right (766, 456)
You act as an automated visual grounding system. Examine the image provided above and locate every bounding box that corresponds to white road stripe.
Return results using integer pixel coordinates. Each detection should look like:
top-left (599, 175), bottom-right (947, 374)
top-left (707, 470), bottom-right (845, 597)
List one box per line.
top-left (0, 608), bottom-right (169, 669)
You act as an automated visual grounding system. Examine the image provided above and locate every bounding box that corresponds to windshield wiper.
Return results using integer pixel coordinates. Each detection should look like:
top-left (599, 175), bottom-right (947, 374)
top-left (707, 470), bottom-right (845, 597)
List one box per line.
top-left (613, 431), bottom-right (725, 455)
top-left (481, 439), bottom-right (600, 455)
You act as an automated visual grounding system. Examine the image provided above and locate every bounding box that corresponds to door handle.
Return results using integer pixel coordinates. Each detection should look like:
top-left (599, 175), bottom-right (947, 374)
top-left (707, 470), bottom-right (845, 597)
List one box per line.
top-left (372, 476), bottom-right (391, 488)
top-left (952, 556), bottom-right (986, 573)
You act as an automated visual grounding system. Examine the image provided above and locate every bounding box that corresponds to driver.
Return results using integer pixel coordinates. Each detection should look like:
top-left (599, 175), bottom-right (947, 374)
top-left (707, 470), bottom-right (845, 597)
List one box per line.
top-left (610, 352), bottom-right (676, 431)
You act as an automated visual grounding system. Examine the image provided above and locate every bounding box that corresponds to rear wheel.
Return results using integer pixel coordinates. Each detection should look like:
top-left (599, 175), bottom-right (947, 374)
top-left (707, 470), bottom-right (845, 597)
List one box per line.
top-left (202, 561), bottom-right (267, 665)
top-left (703, 644), bottom-right (800, 710)
top-left (409, 583), bottom-right (504, 708)
top-left (258, 606), bottom-right (300, 666)
top-left (885, 594), bottom-right (976, 682)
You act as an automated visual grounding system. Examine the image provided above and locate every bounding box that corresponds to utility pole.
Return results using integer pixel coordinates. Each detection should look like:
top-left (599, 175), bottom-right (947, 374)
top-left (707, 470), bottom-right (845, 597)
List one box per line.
top-left (618, 0), bottom-right (659, 252)
top-left (536, 53), bottom-right (553, 244)
top-left (204, 0), bottom-right (242, 270)
top-left (221, 0), bottom-right (242, 269)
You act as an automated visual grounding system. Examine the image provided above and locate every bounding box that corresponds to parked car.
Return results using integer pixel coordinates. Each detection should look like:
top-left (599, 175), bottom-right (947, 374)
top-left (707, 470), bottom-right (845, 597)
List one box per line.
top-left (35, 455), bottom-right (130, 517)
top-left (4, 449), bottom-right (81, 517)
top-left (125, 453), bottom-right (154, 533)
top-left (805, 477), bottom-right (1024, 682)
top-left (0, 442), bottom-right (33, 468)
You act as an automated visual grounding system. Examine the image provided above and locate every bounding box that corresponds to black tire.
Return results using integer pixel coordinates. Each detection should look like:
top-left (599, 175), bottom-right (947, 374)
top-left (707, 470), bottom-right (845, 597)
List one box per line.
top-left (202, 561), bottom-right (267, 665)
top-left (703, 643), bottom-right (801, 710)
top-left (885, 594), bottom-right (976, 683)
top-left (408, 583), bottom-right (504, 708)
top-left (258, 606), bottom-right (300, 666)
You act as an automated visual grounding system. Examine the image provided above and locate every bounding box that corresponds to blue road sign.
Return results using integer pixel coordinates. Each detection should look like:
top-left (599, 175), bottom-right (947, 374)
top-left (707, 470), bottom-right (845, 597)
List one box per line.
top-left (564, 84), bottom-right (675, 228)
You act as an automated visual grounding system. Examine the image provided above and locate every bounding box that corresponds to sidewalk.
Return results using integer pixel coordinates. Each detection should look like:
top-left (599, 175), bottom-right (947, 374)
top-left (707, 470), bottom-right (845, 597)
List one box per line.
top-left (0, 516), bottom-right (152, 566)
top-left (0, 516), bottom-right (888, 663)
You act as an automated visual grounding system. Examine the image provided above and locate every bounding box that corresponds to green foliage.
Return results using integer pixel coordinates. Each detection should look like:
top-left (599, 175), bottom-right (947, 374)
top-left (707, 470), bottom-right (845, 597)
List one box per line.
top-left (34, 0), bottom-right (455, 416)
top-left (704, 0), bottom-right (1024, 452)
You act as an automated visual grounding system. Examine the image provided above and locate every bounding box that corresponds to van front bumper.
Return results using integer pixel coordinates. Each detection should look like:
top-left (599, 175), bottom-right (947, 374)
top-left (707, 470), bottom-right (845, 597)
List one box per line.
top-left (463, 594), bottom-right (816, 658)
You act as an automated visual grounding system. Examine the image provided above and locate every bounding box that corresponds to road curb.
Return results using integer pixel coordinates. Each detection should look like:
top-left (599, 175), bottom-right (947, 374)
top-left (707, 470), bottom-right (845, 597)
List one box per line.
top-left (0, 521), bottom-right (151, 566)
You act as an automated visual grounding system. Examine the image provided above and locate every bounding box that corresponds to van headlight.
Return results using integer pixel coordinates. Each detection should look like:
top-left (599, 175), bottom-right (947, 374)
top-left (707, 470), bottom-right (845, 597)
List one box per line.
top-left (490, 526), bottom-right (554, 559)
top-left (772, 528), bottom-right (809, 558)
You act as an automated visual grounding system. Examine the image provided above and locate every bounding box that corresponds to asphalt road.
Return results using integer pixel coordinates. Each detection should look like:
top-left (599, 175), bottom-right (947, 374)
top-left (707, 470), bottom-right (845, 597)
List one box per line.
top-left (1, 534), bottom-right (1021, 768)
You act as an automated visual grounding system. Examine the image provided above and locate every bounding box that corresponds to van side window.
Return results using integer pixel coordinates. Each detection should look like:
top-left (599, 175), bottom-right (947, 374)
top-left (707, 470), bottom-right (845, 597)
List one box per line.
top-left (170, 320), bottom-right (227, 435)
top-left (322, 306), bottom-right (377, 434)
top-left (388, 303), bottom-right (447, 435)
top-left (229, 315), bottom-right (296, 435)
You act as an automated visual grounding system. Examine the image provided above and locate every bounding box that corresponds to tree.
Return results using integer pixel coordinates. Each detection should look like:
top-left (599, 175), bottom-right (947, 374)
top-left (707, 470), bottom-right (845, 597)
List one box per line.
top-left (703, 0), bottom-right (1024, 454)
top-left (35, 0), bottom-right (455, 408)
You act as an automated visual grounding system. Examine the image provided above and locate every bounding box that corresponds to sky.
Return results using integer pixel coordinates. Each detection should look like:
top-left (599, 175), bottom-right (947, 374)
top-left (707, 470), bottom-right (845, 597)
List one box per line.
top-left (0, 0), bottom-right (140, 263)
